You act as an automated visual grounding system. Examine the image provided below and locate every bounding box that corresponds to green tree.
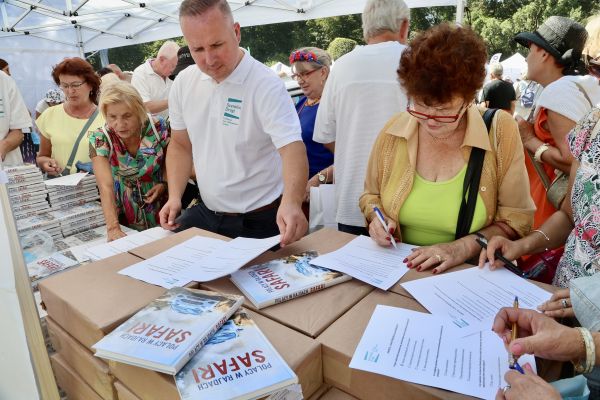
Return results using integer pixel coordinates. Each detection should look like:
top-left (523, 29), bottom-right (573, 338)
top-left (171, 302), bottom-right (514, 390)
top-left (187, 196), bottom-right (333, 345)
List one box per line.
top-left (327, 38), bottom-right (358, 60)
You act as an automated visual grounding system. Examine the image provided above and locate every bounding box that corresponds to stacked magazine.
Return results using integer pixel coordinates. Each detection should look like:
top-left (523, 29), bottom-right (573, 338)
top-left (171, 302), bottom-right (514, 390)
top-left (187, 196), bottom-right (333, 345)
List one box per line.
top-left (46, 174), bottom-right (99, 210)
top-left (48, 202), bottom-right (105, 237)
top-left (17, 213), bottom-right (61, 240)
top-left (5, 165), bottom-right (50, 221)
top-left (93, 288), bottom-right (301, 399)
top-left (230, 251), bottom-right (351, 309)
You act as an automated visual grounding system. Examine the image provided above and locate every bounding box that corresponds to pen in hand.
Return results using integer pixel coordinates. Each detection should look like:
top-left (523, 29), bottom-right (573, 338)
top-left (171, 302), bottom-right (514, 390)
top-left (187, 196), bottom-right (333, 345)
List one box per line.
top-left (509, 296), bottom-right (525, 374)
top-left (474, 234), bottom-right (524, 277)
top-left (373, 206), bottom-right (398, 249)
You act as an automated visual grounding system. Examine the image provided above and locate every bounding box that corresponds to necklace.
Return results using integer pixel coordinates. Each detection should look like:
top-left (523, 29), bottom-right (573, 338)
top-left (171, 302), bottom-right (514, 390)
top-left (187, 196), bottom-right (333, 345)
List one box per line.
top-left (297, 97), bottom-right (320, 116)
top-left (426, 129), bottom-right (457, 141)
top-left (65, 102), bottom-right (96, 119)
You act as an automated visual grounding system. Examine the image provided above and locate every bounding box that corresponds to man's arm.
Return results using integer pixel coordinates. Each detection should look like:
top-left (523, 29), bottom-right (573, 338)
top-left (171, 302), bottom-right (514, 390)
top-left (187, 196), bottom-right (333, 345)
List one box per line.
top-left (144, 99), bottom-right (168, 114)
top-left (159, 129), bottom-right (193, 230)
top-left (0, 129), bottom-right (24, 161)
top-left (277, 141), bottom-right (308, 246)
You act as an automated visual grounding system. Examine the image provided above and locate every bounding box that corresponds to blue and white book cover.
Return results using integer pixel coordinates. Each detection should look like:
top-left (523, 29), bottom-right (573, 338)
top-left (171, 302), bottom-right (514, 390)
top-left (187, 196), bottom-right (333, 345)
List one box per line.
top-left (176, 310), bottom-right (299, 400)
top-left (93, 288), bottom-right (244, 374)
top-left (230, 251), bottom-right (351, 309)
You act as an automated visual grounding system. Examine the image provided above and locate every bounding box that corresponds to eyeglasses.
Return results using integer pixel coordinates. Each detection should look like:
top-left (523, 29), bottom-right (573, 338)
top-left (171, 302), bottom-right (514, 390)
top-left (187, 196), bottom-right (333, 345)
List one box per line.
top-left (291, 67), bottom-right (322, 81)
top-left (406, 101), bottom-right (466, 123)
top-left (59, 81), bottom-right (86, 90)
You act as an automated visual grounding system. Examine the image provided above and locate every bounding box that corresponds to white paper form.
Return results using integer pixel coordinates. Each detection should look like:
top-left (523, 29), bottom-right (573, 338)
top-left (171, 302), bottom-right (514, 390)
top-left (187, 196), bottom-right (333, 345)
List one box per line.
top-left (402, 265), bottom-right (552, 335)
top-left (187, 235), bottom-right (281, 282)
top-left (85, 227), bottom-right (174, 261)
top-left (44, 172), bottom-right (88, 186)
top-left (350, 305), bottom-right (536, 400)
top-left (118, 236), bottom-right (224, 288)
top-left (310, 235), bottom-right (415, 290)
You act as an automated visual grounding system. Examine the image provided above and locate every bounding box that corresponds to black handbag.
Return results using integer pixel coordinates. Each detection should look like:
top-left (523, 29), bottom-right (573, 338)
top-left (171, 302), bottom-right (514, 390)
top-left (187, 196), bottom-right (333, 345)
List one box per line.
top-left (455, 108), bottom-right (497, 240)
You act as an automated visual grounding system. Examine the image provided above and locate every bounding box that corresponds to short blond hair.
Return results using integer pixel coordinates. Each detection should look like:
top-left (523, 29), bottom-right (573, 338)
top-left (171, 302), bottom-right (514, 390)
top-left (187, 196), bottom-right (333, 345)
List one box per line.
top-left (99, 81), bottom-right (148, 127)
top-left (584, 15), bottom-right (600, 58)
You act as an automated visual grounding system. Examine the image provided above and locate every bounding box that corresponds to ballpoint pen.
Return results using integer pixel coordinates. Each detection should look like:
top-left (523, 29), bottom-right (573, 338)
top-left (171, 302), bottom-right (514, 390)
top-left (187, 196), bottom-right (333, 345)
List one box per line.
top-left (509, 296), bottom-right (525, 374)
top-left (373, 206), bottom-right (398, 249)
top-left (474, 234), bottom-right (524, 277)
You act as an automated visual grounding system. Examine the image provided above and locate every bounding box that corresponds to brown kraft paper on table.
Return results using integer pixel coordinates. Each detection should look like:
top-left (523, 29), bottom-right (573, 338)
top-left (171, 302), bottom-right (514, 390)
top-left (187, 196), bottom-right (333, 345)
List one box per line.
top-left (51, 353), bottom-right (105, 400)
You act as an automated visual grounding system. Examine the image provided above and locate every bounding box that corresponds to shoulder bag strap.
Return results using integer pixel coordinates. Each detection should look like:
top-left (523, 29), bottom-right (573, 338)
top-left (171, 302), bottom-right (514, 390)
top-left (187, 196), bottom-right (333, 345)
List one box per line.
top-left (64, 108), bottom-right (100, 173)
top-left (455, 108), bottom-right (497, 240)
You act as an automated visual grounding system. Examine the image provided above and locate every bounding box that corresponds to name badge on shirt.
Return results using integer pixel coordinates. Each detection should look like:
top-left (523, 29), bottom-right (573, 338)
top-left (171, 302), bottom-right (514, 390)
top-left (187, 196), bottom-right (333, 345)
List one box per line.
top-left (223, 97), bottom-right (242, 126)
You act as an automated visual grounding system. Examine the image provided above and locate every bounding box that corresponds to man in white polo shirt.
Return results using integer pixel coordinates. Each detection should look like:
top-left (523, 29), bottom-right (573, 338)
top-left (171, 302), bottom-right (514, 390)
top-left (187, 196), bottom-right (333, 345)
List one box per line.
top-left (0, 70), bottom-right (30, 166)
top-left (313, 0), bottom-right (409, 236)
top-left (131, 40), bottom-right (179, 119)
top-left (160, 0), bottom-right (308, 245)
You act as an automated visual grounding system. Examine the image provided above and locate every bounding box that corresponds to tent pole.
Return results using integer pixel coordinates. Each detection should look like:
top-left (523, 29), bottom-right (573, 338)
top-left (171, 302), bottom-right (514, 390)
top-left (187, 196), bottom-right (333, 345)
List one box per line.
top-left (76, 25), bottom-right (84, 57)
top-left (455, 0), bottom-right (464, 24)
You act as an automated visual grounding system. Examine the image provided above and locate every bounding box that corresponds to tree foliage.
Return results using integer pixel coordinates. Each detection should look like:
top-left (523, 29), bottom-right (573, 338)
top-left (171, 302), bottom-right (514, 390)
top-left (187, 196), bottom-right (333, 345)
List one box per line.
top-left (327, 38), bottom-right (358, 60)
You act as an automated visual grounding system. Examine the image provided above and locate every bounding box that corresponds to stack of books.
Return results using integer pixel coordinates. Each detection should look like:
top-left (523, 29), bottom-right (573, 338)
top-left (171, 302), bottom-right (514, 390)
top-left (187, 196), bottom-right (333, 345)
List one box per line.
top-left (48, 202), bottom-right (105, 237)
top-left (17, 213), bottom-right (61, 240)
top-left (5, 165), bottom-right (50, 221)
top-left (46, 174), bottom-right (99, 210)
top-left (93, 288), bottom-right (300, 399)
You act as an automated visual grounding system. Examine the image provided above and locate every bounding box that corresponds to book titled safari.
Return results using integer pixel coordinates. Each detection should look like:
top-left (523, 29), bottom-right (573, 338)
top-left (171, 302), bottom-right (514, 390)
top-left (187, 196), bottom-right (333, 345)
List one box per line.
top-left (230, 251), bottom-right (351, 309)
top-left (175, 310), bottom-right (300, 400)
top-left (92, 288), bottom-right (244, 374)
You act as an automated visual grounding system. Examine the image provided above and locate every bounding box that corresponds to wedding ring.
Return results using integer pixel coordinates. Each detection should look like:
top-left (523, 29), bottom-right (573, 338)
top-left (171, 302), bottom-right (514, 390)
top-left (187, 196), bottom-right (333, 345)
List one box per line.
top-left (562, 299), bottom-right (569, 309)
top-left (435, 254), bottom-right (442, 263)
top-left (502, 385), bottom-right (511, 394)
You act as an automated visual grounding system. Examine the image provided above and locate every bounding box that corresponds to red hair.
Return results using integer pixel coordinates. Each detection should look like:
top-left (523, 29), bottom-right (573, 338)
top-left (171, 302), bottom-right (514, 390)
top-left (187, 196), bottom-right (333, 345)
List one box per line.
top-left (52, 57), bottom-right (101, 104)
top-left (398, 23), bottom-right (487, 105)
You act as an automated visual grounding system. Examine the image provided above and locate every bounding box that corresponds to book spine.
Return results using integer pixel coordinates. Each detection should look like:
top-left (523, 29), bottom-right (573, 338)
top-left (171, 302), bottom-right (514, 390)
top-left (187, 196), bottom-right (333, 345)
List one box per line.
top-left (263, 274), bottom-right (353, 309)
top-left (173, 297), bottom-right (245, 374)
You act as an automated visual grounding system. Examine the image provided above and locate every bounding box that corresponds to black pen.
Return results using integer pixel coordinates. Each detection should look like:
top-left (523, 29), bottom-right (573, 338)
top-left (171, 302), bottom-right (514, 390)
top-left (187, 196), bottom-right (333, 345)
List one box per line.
top-left (474, 235), bottom-right (525, 277)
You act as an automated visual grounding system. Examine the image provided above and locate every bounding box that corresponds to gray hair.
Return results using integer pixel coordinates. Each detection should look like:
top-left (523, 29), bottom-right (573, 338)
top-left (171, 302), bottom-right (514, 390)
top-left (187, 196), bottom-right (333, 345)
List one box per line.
top-left (291, 47), bottom-right (333, 72)
top-left (362, 0), bottom-right (410, 42)
top-left (157, 40), bottom-right (180, 60)
top-left (179, 0), bottom-right (232, 20)
top-left (490, 62), bottom-right (503, 78)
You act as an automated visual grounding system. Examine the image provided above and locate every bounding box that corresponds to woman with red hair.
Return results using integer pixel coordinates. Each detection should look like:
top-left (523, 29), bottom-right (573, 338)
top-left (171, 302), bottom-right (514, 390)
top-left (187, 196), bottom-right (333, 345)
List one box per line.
top-left (36, 57), bottom-right (104, 176)
top-left (360, 23), bottom-right (535, 273)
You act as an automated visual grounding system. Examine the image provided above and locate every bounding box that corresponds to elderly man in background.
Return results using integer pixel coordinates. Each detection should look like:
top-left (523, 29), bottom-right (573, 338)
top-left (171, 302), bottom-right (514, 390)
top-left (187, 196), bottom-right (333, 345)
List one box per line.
top-left (131, 41), bottom-right (179, 119)
top-left (160, 0), bottom-right (308, 246)
top-left (0, 70), bottom-right (30, 165)
top-left (481, 62), bottom-right (516, 113)
top-left (313, 0), bottom-right (410, 236)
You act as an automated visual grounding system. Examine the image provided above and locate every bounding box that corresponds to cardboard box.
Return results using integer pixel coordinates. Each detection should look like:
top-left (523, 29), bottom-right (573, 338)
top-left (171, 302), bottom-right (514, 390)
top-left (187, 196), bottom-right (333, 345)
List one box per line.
top-left (320, 387), bottom-right (359, 400)
top-left (306, 385), bottom-right (332, 400)
top-left (202, 228), bottom-right (373, 337)
top-left (128, 227), bottom-right (229, 259)
top-left (318, 290), bottom-right (477, 400)
top-left (39, 252), bottom-right (167, 349)
top-left (51, 353), bottom-right (104, 400)
top-left (46, 317), bottom-right (116, 400)
top-left (114, 381), bottom-right (141, 400)
top-left (109, 309), bottom-right (323, 399)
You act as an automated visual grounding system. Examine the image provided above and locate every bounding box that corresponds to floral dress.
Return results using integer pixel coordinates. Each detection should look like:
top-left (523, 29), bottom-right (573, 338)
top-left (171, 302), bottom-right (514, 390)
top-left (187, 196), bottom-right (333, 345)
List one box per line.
top-left (89, 117), bottom-right (170, 231)
top-left (553, 107), bottom-right (600, 287)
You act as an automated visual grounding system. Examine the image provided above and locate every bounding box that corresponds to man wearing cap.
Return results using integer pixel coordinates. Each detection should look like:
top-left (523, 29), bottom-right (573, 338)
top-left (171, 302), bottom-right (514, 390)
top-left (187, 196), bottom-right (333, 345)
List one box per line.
top-left (481, 62), bottom-right (516, 113)
top-left (131, 40), bottom-right (179, 119)
top-left (160, 0), bottom-right (308, 245)
top-left (513, 16), bottom-right (600, 228)
top-left (169, 46), bottom-right (195, 81)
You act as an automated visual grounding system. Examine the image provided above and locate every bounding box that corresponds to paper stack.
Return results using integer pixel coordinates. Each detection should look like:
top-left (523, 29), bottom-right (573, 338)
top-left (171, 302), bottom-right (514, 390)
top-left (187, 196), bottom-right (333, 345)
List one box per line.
top-left (48, 202), bottom-right (105, 237)
top-left (46, 174), bottom-right (100, 210)
top-left (4, 165), bottom-right (50, 220)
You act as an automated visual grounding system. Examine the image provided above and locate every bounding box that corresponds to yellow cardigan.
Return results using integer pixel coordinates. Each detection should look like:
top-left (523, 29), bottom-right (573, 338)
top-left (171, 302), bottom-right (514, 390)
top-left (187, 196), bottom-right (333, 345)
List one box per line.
top-left (359, 105), bottom-right (535, 241)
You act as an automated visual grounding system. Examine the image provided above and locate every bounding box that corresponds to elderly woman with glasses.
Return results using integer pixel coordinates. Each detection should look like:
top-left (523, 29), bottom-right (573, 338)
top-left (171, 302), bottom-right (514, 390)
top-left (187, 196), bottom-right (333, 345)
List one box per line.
top-left (89, 81), bottom-right (170, 241)
top-left (359, 23), bottom-right (535, 274)
top-left (289, 48), bottom-right (334, 200)
top-left (36, 57), bottom-right (104, 176)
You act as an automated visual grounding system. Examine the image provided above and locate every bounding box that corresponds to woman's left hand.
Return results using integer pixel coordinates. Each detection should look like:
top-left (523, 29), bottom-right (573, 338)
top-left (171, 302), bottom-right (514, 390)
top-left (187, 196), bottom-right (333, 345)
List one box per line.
top-left (495, 363), bottom-right (560, 400)
top-left (405, 241), bottom-right (469, 274)
top-left (144, 182), bottom-right (167, 204)
top-left (304, 175), bottom-right (320, 202)
top-left (537, 289), bottom-right (575, 319)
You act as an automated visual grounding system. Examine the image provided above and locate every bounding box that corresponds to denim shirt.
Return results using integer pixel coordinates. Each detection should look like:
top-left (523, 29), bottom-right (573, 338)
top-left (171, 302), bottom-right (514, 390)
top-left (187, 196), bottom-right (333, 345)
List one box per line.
top-left (571, 272), bottom-right (600, 331)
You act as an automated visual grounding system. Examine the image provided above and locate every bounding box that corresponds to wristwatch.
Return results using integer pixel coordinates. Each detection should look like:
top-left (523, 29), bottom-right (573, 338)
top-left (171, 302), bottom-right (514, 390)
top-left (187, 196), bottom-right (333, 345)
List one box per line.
top-left (317, 172), bottom-right (327, 184)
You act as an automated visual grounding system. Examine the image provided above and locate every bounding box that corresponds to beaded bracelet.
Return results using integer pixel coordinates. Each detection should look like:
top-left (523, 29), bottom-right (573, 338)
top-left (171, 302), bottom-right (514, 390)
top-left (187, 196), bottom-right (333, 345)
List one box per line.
top-left (572, 327), bottom-right (596, 374)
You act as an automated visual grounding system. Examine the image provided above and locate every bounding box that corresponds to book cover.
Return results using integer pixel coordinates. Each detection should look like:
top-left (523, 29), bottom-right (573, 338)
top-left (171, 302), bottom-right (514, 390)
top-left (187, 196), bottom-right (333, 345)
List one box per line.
top-left (230, 251), bottom-right (351, 309)
top-left (17, 213), bottom-right (59, 233)
top-left (93, 288), bottom-right (244, 374)
top-left (175, 310), bottom-right (299, 400)
top-left (27, 252), bottom-right (79, 288)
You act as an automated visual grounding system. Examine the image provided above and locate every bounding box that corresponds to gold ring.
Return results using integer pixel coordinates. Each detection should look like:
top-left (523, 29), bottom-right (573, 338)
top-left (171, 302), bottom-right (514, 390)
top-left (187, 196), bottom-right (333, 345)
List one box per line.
top-left (435, 254), bottom-right (442, 263)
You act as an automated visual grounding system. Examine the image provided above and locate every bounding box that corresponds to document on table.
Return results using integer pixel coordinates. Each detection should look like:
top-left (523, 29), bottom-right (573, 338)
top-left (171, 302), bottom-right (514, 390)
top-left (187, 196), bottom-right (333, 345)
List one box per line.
top-left (85, 227), bottom-right (174, 261)
top-left (310, 235), bottom-right (415, 290)
top-left (118, 236), bottom-right (224, 288)
top-left (350, 305), bottom-right (536, 400)
top-left (402, 265), bottom-right (552, 335)
top-left (44, 172), bottom-right (88, 186)
top-left (186, 235), bottom-right (281, 282)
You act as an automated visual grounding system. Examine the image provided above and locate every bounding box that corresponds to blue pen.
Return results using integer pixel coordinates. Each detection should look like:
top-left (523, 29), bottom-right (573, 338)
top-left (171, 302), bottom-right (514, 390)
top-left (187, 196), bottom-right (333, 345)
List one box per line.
top-left (510, 362), bottom-right (525, 374)
top-left (373, 206), bottom-right (398, 249)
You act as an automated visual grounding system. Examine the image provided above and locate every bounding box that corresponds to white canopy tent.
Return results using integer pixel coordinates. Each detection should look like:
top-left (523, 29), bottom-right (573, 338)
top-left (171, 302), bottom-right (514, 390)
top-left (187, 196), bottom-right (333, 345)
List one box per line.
top-left (0, 0), bottom-right (460, 109)
top-left (501, 52), bottom-right (527, 83)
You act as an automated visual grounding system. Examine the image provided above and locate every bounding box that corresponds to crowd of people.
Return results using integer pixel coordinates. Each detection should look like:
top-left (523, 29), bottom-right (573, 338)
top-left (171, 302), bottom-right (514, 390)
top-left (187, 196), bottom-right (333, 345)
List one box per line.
top-left (1, 0), bottom-right (600, 398)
